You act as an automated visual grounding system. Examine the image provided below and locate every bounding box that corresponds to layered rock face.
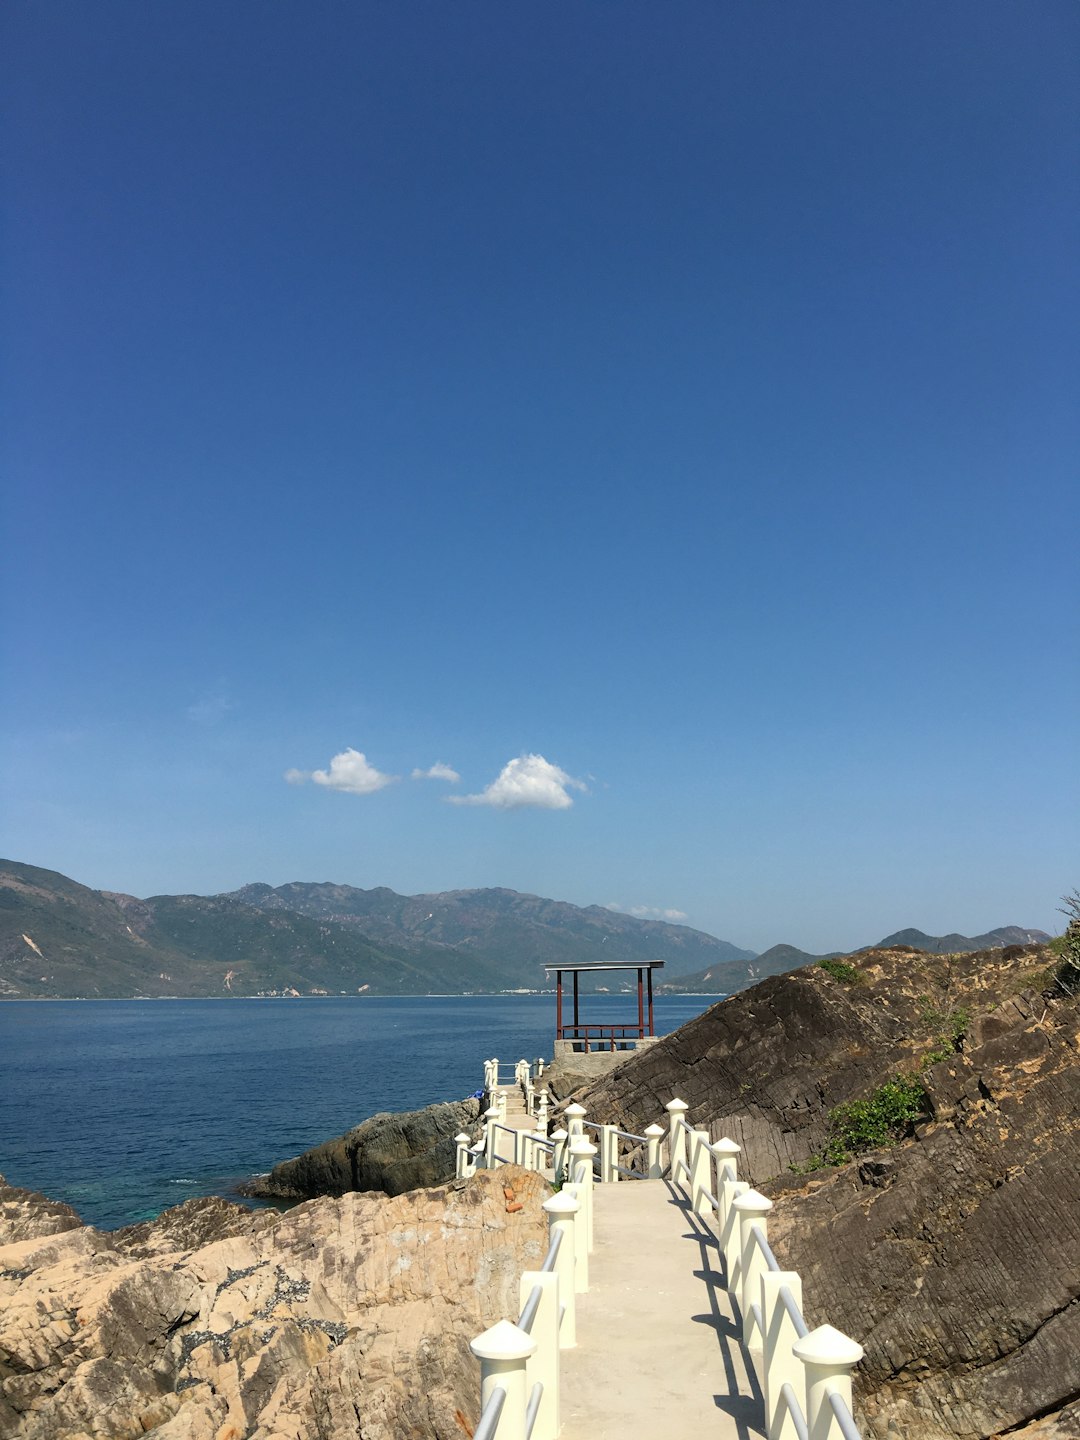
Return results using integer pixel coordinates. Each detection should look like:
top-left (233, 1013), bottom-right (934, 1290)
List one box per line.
top-left (0, 1166), bottom-right (547, 1440)
top-left (573, 944), bottom-right (1080, 1440)
top-left (241, 1097), bottom-right (482, 1202)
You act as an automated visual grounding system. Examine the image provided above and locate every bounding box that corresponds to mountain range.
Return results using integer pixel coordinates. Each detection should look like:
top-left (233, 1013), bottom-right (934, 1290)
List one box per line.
top-left (0, 859), bottom-right (1051, 999)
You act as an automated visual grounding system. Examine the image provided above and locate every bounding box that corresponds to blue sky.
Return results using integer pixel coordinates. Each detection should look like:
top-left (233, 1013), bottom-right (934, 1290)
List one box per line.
top-left (2, 2), bottom-right (1077, 953)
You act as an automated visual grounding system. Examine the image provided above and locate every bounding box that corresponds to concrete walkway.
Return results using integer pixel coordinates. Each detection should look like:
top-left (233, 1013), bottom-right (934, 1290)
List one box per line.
top-left (559, 1181), bottom-right (766, 1440)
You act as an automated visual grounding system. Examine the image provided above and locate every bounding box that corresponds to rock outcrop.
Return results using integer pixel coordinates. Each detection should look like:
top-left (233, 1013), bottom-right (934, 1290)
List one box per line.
top-left (240, 1097), bottom-right (482, 1202)
top-left (0, 1166), bottom-right (547, 1440)
top-left (571, 943), bottom-right (1080, 1440)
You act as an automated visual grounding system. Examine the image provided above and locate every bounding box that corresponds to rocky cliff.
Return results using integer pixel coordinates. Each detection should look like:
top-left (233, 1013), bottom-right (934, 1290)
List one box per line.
top-left (572, 942), bottom-right (1080, 1439)
top-left (0, 1167), bottom-right (547, 1440)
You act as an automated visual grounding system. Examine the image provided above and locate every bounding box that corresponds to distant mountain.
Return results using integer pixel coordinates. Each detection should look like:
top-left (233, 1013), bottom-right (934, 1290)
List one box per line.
top-left (0, 860), bottom-right (755, 999)
top-left (225, 880), bottom-right (756, 982)
top-left (661, 942), bottom-right (838, 994)
top-left (871, 926), bottom-right (1052, 955)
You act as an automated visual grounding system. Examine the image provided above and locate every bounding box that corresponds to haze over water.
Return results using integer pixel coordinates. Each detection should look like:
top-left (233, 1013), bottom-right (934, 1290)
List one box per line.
top-left (0, 995), bottom-right (715, 1230)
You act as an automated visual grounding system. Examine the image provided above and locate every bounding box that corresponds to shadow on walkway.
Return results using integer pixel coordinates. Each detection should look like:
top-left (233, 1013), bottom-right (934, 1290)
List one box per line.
top-left (664, 1180), bottom-right (765, 1440)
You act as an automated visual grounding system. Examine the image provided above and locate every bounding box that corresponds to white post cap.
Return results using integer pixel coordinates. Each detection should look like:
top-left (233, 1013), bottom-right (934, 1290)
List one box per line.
top-left (731, 1187), bottom-right (773, 1216)
top-left (454, 1132), bottom-right (472, 1143)
top-left (549, 1126), bottom-right (568, 1140)
top-left (793, 1323), bottom-right (864, 1368)
top-left (567, 1139), bottom-right (597, 1155)
top-left (542, 1191), bottom-right (580, 1217)
top-left (643, 1123), bottom-right (665, 1137)
top-left (564, 1102), bottom-right (587, 1118)
top-left (666, 1098), bottom-right (690, 1115)
top-left (470, 1318), bottom-right (537, 1362)
top-left (711, 1137), bottom-right (741, 1157)
top-left (484, 1106), bottom-right (499, 1119)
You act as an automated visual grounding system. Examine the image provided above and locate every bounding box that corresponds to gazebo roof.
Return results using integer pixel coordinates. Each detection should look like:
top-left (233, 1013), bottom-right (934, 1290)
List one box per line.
top-left (543, 961), bottom-right (665, 974)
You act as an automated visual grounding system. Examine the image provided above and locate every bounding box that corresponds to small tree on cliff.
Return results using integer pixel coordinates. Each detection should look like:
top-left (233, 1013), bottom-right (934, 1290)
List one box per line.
top-left (1058, 890), bottom-right (1080, 990)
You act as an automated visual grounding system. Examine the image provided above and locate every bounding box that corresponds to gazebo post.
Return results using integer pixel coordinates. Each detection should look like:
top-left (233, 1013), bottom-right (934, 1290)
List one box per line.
top-left (636, 966), bottom-right (644, 1038)
top-left (556, 970), bottom-right (563, 1041)
top-left (573, 970), bottom-right (580, 1048)
top-left (647, 964), bottom-right (654, 1035)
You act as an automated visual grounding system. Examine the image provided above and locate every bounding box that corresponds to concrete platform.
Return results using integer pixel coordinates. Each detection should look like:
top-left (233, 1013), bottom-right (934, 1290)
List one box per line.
top-left (559, 1181), bottom-right (766, 1439)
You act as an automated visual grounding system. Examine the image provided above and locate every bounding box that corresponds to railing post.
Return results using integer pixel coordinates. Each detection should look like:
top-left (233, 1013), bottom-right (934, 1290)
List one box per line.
top-left (792, 1324), bottom-right (864, 1440)
top-left (666, 1098), bottom-right (689, 1181)
top-left (599, 1124), bottom-right (618, 1183)
top-left (719, 1176), bottom-right (749, 1289)
top-left (711, 1136), bottom-right (740, 1186)
top-left (455, 1132), bottom-right (473, 1180)
top-left (567, 1139), bottom-right (597, 1252)
top-left (732, 1188), bottom-right (773, 1345)
top-left (497, 1090), bottom-right (508, 1123)
top-left (563, 1102), bottom-right (586, 1140)
top-left (536, 1056), bottom-right (545, 1077)
top-left (644, 1122), bottom-right (665, 1178)
top-left (469, 1319), bottom-right (535, 1440)
top-left (488, 1057), bottom-right (498, 1091)
top-left (690, 1127), bottom-right (712, 1218)
top-left (519, 1271), bottom-right (559, 1440)
top-left (542, 1189), bottom-right (580, 1338)
top-left (761, 1272), bottom-right (804, 1440)
top-left (484, 1106), bottom-right (499, 1169)
top-left (711, 1137), bottom-right (741, 1231)
top-left (560, 1184), bottom-right (589, 1292)
top-left (550, 1127), bottom-right (569, 1183)
top-left (537, 1089), bottom-right (549, 1130)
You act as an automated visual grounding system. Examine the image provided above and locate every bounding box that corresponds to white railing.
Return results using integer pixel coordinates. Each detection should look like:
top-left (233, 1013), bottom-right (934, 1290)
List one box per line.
top-left (469, 1153), bottom-right (592, 1440)
top-left (666, 1104), bottom-right (864, 1440)
top-left (465, 1062), bottom-right (865, 1440)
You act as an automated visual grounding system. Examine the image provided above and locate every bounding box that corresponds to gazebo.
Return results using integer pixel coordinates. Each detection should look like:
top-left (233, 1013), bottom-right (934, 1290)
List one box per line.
top-left (544, 960), bottom-right (665, 1054)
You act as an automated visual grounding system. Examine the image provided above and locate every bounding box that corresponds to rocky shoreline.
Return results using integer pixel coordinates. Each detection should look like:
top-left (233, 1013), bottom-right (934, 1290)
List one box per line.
top-left (0, 1164), bottom-right (546, 1440)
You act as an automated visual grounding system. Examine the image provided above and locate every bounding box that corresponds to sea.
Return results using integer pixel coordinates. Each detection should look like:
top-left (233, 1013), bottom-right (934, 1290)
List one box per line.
top-left (0, 993), bottom-right (718, 1231)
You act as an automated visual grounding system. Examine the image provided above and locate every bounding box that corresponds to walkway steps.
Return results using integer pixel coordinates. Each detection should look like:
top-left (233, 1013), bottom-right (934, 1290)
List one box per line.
top-left (559, 1181), bottom-right (766, 1439)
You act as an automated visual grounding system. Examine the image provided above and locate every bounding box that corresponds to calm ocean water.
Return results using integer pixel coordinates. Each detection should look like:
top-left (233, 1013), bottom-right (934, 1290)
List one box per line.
top-left (0, 994), bottom-right (717, 1230)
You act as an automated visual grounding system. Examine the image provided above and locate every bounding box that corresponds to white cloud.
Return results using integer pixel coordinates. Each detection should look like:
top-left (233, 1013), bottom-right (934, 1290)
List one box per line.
top-left (411, 762), bottom-right (461, 783)
top-left (447, 753), bottom-right (586, 811)
top-left (606, 902), bottom-right (689, 924)
top-left (285, 748), bottom-right (397, 795)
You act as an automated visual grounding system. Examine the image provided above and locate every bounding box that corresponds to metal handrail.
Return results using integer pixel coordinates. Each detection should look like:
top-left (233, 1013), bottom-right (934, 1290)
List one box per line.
top-left (540, 1227), bottom-right (563, 1273)
top-left (473, 1385), bottom-right (506, 1440)
top-left (780, 1284), bottom-right (810, 1340)
top-left (750, 1220), bottom-right (781, 1272)
top-left (615, 1128), bottom-right (648, 1144)
top-left (615, 1162), bottom-right (646, 1179)
top-left (525, 1381), bottom-right (544, 1439)
top-left (828, 1388), bottom-right (863, 1440)
top-left (519, 1284), bottom-right (542, 1335)
top-left (779, 1384), bottom-right (810, 1440)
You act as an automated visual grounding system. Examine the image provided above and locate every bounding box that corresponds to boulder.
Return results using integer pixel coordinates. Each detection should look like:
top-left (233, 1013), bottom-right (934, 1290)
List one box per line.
top-left (241, 1096), bottom-right (482, 1201)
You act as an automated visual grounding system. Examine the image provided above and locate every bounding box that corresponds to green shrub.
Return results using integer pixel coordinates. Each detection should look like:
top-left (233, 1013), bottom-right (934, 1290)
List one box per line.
top-left (817, 958), bottom-right (863, 984)
top-left (919, 1004), bottom-right (970, 1070)
top-left (821, 1077), bottom-right (928, 1166)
